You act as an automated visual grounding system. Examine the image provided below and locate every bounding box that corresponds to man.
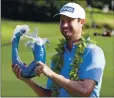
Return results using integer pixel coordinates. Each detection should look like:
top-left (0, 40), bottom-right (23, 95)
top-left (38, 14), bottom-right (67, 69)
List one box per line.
top-left (12, 2), bottom-right (105, 97)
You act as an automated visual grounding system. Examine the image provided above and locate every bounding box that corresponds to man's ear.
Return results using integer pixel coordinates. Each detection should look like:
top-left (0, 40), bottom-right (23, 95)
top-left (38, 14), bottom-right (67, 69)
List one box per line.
top-left (81, 19), bottom-right (86, 25)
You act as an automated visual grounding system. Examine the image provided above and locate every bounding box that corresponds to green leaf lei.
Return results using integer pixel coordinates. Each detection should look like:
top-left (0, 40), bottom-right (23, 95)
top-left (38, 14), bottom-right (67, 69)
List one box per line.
top-left (50, 37), bottom-right (96, 97)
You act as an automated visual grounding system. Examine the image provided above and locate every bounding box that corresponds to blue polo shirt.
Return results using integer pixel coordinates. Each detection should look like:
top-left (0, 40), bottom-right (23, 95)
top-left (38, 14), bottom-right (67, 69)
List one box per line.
top-left (46, 43), bottom-right (105, 97)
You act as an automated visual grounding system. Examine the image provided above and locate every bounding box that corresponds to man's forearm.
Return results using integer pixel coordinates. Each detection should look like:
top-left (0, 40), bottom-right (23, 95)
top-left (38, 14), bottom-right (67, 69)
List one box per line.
top-left (24, 80), bottom-right (51, 97)
top-left (51, 72), bottom-right (94, 97)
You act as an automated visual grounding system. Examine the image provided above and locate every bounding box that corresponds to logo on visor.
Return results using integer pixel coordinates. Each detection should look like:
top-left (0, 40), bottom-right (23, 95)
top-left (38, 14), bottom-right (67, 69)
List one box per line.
top-left (60, 6), bottom-right (74, 13)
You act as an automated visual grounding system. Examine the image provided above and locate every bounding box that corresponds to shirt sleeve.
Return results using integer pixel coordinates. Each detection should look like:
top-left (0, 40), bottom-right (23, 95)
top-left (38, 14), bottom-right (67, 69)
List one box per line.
top-left (79, 45), bottom-right (106, 85)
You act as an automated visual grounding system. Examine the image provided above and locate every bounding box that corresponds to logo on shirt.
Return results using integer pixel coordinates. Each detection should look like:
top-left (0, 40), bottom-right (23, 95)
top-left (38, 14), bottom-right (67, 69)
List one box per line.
top-left (60, 6), bottom-right (74, 13)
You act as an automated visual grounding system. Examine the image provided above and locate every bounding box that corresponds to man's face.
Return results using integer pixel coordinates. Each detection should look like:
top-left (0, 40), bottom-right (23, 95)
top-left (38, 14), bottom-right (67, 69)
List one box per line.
top-left (60, 15), bottom-right (82, 40)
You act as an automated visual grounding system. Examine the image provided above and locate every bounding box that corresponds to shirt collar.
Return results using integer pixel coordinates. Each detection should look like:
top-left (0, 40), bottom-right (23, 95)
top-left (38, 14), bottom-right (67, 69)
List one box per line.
top-left (64, 43), bottom-right (77, 52)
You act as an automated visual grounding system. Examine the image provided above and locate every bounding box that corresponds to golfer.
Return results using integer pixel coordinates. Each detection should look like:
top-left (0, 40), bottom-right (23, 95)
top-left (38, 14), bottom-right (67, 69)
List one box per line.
top-left (12, 2), bottom-right (105, 97)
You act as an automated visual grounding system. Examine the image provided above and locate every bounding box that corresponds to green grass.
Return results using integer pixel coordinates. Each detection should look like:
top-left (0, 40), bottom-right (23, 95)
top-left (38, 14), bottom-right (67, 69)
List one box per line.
top-left (1, 13), bottom-right (114, 97)
top-left (86, 8), bottom-right (114, 28)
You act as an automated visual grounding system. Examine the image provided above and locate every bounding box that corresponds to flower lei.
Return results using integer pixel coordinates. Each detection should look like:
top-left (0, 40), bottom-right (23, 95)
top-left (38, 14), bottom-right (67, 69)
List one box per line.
top-left (50, 37), bottom-right (96, 97)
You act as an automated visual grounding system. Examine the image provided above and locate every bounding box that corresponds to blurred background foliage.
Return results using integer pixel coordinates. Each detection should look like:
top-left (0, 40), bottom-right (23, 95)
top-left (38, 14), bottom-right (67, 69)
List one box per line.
top-left (2, 0), bottom-right (113, 22)
top-left (2, 0), bottom-right (114, 32)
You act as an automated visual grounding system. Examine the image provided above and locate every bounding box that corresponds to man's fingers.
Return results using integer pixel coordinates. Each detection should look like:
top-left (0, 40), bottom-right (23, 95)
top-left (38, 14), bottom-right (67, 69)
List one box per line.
top-left (12, 64), bottom-right (22, 78)
top-left (15, 66), bottom-right (20, 73)
top-left (12, 64), bottom-right (18, 72)
top-left (36, 61), bottom-right (44, 66)
top-left (18, 69), bottom-right (22, 78)
top-left (37, 70), bottom-right (43, 77)
top-left (36, 61), bottom-right (42, 64)
top-left (35, 65), bottom-right (44, 77)
top-left (35, 62), bottom-right (45, 77)
top-left (35, 66), bottom-right (43, 72)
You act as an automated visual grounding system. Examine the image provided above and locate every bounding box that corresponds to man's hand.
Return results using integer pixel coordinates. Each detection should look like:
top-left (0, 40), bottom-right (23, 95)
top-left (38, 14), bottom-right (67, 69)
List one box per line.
top-left (35, 61), bottom-right (54, 78)
top-left (11, 64), bottom-right (30, 82)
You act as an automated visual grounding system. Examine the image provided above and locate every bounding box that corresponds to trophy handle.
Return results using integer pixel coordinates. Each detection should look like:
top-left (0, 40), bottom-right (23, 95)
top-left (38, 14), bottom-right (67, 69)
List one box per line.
top-left (12, 33), bottom-right (25, 69)
top-left (12, 25), bottom-right (29, 68)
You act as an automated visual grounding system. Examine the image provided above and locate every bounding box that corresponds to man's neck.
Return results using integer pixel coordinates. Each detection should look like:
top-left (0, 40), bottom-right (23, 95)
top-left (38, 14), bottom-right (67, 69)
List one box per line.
top-left (66, 38), bottom-right (81, 51)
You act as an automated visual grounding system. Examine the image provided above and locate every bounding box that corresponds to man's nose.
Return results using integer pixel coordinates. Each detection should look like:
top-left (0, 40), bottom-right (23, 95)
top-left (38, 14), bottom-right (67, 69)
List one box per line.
top-left (62, 22), bottom-right (69, 27)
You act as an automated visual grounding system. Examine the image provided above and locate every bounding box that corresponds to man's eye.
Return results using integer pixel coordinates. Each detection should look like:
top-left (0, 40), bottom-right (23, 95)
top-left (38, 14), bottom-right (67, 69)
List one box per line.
top-left (68, 20), bottom-right (72, 23)
top-left (60, 20), bottom-right (65, 24)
